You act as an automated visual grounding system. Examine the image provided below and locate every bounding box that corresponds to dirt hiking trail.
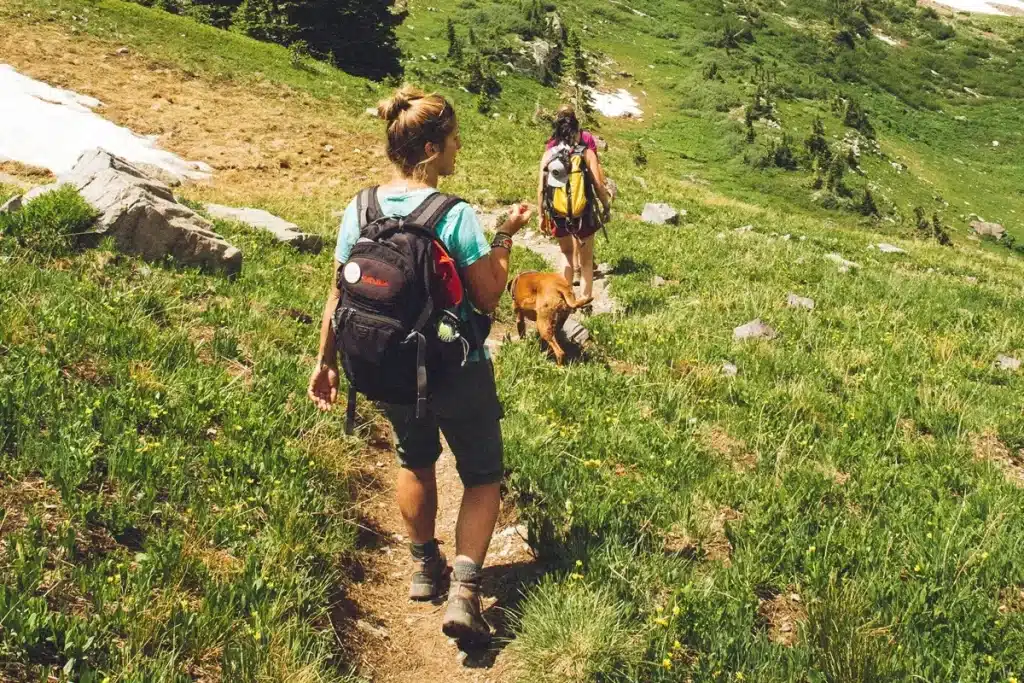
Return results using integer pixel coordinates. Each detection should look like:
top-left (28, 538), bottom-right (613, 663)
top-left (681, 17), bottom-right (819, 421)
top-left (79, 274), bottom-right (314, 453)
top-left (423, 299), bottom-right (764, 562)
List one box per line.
top-left (342, 428), bottom-right (541, 682)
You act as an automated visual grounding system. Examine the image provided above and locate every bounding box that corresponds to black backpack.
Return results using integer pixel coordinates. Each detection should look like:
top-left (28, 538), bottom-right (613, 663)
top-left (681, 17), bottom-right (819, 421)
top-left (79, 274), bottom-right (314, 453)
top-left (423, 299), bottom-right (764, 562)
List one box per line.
top-left (333, 187), bottom-right (485, 434)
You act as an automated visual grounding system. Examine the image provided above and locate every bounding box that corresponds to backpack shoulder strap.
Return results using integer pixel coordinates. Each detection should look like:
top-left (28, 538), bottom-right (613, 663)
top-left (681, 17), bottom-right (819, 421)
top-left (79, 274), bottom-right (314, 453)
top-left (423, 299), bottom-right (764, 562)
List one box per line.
top-left (403, 192), bottom-right (465, 234)
top-left (356, 186), bottom-right (383, 231)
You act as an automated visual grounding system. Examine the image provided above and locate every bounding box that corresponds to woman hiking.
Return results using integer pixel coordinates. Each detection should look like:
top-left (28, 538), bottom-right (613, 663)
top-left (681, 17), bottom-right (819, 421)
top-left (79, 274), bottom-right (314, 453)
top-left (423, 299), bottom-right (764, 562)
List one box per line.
top-left (538, 104), bottom-right (612, 300)
top-left (308, 84), bottom-right (532, 645)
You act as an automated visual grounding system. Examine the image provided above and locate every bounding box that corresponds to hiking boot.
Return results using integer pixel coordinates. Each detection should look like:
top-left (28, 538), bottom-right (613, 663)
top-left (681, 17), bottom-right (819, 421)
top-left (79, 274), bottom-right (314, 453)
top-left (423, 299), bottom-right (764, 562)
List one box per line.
top-left (409, 549), bottom-right (450, 601)
top-left (442, 577), bottom-right (492, 645)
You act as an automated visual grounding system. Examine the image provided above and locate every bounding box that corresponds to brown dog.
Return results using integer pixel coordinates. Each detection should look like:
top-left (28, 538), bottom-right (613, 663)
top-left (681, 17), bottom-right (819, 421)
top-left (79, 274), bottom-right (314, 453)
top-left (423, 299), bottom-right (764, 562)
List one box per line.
top-left (507, 271), bottom-right (593, 365)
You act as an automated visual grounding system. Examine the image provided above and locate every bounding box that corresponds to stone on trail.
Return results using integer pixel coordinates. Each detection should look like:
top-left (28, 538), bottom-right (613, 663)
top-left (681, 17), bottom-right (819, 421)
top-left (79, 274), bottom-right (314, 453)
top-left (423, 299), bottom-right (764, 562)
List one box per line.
top-left (734, 319), bottom-right (777, 342)
top-left (641, 202), bottom-right (681, 225)
top-left (560, 316), bottom-right (590, 346)
top-left (996, 355), bottom-right (1021, 372)
top-left (970, 221), bottom-right (1006, 240)
top-left (786, 293), bottom-right (815, 310)
top-left (27, 149), bottom-right (241, 275)
top-left (205, 204), bottom-right (323, 253)
top-left (870, 243), bottom-right (906, 254)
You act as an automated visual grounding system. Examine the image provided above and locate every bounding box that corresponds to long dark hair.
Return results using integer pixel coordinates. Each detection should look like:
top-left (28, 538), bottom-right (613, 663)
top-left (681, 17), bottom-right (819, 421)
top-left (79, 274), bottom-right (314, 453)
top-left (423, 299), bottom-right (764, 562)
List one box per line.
top-left (551, 105), bottom-right (580, 146)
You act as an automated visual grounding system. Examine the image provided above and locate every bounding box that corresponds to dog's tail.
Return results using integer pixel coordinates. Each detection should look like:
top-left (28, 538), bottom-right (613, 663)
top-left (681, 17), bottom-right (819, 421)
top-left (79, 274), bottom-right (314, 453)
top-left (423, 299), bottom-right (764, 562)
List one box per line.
top-left (558, 281), bottom-right (593, 309)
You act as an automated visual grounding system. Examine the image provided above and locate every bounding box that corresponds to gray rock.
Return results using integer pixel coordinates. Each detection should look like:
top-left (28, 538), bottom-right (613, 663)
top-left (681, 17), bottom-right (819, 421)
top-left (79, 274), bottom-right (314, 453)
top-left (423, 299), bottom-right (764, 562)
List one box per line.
top-left (826, 253), bottom-right (860, 273)
top-left (996, 355), bottom-right (1021, 372)
top-left (605, 177), bottom-right (618, 199)
top-left (721, 362), bottom-right (738, 377)
top-left (559, 316), bottom-right (590, 346)
top-left (593, 134), bottom-right (608, 152)
top-left (527, 38), bottom-right (556, 71)
top-left (734, 225), bottom-right (754, 234)
top-left (0, 194), bottom-right (23, 214)
top-left (651, 275), bottom-right (666, 287)
top-left (633, 175), bottom-right (648, 191)
top-left (734, 319), bottom-right (777, 341)
top-left (971, 221), bottom-right (1006, 240)
top-left (786, 293), bottom-right (815, 310)
top-left (641, 202), bottom-right (681, 226)
top-left (364, 107), bottom-right (379, 118)
top-left (36, 149), bottom-right (241, 275)
top-left (872, 243), bottom-right (906, 254)
top-left (205, 204), bottom-right (323, 253)
top-left (133, 162), bottom-right (182, 188)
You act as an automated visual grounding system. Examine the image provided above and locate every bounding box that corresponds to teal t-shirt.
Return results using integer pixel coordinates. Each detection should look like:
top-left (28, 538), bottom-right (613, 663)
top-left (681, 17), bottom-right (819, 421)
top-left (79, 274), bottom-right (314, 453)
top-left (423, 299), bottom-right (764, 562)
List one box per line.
top-left (334, 188), bottom-right (492, 360)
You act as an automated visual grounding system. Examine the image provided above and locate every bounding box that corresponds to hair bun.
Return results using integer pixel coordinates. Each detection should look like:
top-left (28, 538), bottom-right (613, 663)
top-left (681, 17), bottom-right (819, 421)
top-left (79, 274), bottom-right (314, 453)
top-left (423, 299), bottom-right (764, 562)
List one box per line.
top-left (378, 84), bottom-right (427, 122)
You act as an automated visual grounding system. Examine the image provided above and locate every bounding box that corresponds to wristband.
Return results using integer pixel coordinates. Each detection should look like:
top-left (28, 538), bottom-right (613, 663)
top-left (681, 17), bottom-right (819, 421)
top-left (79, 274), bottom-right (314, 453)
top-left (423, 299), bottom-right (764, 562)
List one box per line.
top-left (491, 232), bottom-right (513, 251)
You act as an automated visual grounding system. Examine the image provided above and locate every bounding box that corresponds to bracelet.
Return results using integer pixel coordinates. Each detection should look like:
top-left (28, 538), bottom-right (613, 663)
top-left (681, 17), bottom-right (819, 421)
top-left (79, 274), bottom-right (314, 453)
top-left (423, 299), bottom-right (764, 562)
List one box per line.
top-left (491, 232), bottom-right (513, 251)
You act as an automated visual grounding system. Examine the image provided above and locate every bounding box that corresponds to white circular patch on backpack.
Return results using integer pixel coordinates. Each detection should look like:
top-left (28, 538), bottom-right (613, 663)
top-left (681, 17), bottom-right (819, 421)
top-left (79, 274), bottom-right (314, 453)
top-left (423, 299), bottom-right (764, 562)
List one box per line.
top-left (342, 262), bottom-right (362, 284)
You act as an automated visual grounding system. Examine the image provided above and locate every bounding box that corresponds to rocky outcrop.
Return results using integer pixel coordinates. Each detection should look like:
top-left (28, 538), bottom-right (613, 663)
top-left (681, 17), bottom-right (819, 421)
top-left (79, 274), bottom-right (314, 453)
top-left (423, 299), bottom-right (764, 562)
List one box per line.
top-left (971, 221), bottom-right (1006, 240)
top-left (205, 204), bottom-right (323, 253)
top-left (22, 149), bottom-right (241, 275)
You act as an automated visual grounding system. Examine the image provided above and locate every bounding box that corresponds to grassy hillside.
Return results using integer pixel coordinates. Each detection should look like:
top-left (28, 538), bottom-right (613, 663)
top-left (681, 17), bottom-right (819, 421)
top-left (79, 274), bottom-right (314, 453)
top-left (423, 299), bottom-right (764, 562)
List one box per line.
top-left (2, 0), bottom-right (1024, 680)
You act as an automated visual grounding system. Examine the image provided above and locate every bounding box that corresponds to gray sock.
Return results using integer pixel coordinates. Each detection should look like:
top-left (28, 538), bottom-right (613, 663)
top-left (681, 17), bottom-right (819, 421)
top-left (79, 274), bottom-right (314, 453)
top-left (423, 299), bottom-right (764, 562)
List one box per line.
top-left (410, 539), bottom-right (439, 560)
top-left (453, 558), bottom-right (481, 584)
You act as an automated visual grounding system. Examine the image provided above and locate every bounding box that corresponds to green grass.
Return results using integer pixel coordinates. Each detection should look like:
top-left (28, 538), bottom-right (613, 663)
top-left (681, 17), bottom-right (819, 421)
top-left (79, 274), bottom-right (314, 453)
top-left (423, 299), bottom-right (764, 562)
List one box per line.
top-left (0, 192), bottom-right (363, 681)
top-left (3, 0), bottom-right (1024, 680)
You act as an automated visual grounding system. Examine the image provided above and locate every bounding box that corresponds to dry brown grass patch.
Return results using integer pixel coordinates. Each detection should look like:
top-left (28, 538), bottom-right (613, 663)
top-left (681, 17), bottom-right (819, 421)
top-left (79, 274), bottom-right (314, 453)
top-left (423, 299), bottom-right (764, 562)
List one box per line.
top-left (0, 160), bottom-right (54, 182)
top-left (0, 476), bottom-right (67, 540)
top-left (700, 425), bottom-right (759, 472)
top-left (0, 23), bottom-right (381, 219)
top-left (756, 588), bottom-right (807, 647)
top-left (608, 359), bottom-right (647, 376)
top-left (971, 429), bottom-right (1024, 487)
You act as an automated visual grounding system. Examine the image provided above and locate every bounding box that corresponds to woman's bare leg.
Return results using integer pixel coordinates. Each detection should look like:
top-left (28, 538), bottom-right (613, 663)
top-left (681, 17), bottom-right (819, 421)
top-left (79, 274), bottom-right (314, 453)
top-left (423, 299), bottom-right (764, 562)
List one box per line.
top-left (579, 236), bottom-right (595, 299)
top-left (558, 235), bottom-right (575, 289)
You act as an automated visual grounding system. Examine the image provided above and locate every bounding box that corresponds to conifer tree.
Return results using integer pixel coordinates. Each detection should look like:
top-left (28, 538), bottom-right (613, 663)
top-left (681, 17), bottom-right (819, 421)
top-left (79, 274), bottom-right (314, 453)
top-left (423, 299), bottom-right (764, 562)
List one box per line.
top-left (447, 19), bottom-right (463, 62)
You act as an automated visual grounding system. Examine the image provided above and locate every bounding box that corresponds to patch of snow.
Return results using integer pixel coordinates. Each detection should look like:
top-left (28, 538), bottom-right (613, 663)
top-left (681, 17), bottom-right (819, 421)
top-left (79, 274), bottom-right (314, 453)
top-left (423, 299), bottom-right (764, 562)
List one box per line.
top-left (927, 0), bottom-right (1024, 14)
top-left (587, 87), bottom-right (643, 118)
top-left (0, 64), bottom-right (210, 180)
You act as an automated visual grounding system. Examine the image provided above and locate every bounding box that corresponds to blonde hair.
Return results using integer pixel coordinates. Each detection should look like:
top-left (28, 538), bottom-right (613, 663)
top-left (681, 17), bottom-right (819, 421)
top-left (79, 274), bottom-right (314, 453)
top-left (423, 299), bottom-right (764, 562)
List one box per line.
top-left (377, 84), bottom-right (458, 178)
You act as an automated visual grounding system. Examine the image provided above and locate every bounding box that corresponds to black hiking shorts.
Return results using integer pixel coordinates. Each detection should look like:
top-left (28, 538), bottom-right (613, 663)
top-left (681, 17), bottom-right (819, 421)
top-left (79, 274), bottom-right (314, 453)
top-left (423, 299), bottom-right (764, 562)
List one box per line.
top-left (382, 359), bottom-right (504, 488)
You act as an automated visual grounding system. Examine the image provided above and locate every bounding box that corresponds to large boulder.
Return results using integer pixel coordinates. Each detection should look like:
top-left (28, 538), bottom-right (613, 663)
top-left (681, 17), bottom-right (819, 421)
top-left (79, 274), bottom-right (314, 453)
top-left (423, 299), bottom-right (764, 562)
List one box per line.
top-left (971, 221), bottom-right (1006, 240)
top-left (205, 204), bottom-right (323, 254)
top-left (641, 202), bottom-right (681, 226)
top-left (34, 149), bottom-right (241, 275)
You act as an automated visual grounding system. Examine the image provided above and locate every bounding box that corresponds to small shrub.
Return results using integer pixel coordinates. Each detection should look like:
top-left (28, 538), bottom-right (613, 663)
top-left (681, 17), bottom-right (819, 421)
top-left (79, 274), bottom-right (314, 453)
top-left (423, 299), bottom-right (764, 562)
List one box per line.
top-left (507, 579), bottom-right (641, 683)
top-left (0, 186), bottom-right (97, 257)
top-left (288, 39), bottom-right (310, 69)
top-left (703, 61), bottom-right (721, 81)
top-left (632, 141), bottom-right (648, 167)
top-left (447, 18), bottom-right (463, 62)
top-left (859, 188), bottom-right (879, 217)
top-left (843, 97), bottom-right (875, 139)
top-left (805, 117), bottom-right (831, 165)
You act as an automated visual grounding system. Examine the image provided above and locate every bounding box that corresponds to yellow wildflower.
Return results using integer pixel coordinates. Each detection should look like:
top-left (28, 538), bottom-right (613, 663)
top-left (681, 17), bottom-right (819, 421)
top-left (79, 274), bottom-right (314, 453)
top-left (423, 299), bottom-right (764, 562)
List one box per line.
top-left (662, 658), bottom-right (673, 670)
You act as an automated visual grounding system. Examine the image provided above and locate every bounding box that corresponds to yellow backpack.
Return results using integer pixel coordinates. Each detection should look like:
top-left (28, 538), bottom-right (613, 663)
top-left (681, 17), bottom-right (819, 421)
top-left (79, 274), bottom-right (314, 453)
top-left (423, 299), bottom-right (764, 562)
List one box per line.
top-left (545, 144), bottom-right (590, 220)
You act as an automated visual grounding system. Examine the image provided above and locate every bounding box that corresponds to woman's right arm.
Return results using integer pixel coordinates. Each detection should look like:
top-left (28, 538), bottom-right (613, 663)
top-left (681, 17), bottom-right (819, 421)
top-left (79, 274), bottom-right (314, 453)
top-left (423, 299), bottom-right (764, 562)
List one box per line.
top-left (464, 205), bottom-right (533, 313)
top-left (308, 261), bottom-right (342, 410)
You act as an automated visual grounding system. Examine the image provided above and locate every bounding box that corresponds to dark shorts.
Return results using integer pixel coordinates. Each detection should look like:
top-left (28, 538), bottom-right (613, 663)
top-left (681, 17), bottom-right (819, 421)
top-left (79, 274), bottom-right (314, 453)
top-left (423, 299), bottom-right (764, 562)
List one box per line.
top-left (381, 360), bottom-right (504, 488)
top-left (551, 214), bottom-right (599, 240)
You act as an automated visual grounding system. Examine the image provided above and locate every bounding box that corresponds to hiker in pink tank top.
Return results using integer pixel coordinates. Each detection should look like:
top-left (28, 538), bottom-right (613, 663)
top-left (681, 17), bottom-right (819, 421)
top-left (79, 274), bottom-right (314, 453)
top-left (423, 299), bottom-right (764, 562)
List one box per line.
top-left (537, 104), bottom-right (611, 301)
